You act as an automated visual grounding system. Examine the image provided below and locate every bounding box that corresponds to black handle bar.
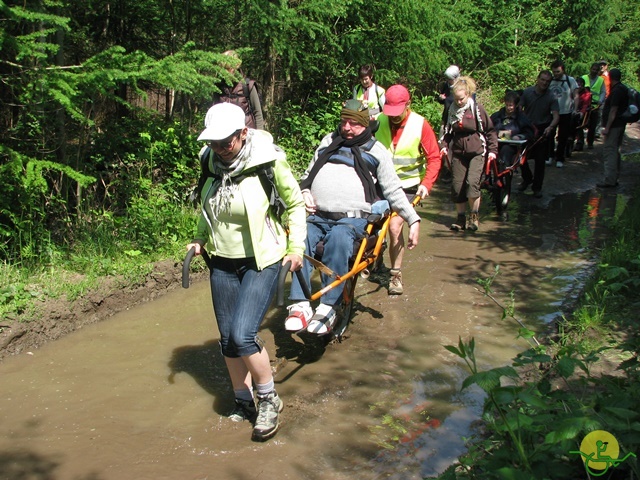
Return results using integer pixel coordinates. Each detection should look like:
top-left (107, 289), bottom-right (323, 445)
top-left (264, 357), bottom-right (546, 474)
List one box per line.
top-left (276, 260), bottom-right (291, 306)
top-left (182, 246), bottom-right (212, 289)
top-left (276, 260), bottom-right (311, 306)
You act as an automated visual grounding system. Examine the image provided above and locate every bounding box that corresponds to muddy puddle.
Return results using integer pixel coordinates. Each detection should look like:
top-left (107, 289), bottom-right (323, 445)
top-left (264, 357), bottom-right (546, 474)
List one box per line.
top-left (0, 169), bottom-right (635, 479)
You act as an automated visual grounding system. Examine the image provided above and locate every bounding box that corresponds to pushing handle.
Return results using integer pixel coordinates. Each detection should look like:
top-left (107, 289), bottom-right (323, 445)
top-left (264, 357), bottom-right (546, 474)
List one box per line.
top-left (295, 269), bottom-right (312, 301)
top-left (182, 247), bottom-right (196, 289)
top-left (276, 261), bottom-right (312, 306)
top-left (276, 260), bottom-right (292, 306)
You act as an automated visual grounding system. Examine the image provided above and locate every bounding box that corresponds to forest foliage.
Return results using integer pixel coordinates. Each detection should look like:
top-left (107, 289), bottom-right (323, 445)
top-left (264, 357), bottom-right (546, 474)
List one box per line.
top-left (1, 0), bottom-right (640, 271)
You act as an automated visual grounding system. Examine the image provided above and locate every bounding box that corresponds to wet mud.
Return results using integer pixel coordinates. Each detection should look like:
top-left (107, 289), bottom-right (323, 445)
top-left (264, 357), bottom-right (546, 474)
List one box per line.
top-left (1, 125), bottom-right (639, 479)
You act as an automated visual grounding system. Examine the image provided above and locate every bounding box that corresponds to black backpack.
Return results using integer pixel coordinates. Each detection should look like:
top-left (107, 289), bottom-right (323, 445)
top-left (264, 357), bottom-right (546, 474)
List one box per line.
top-left (192, 147), bottom-right (287, 221)
top-left (620, 86), bottom-right (640, 124)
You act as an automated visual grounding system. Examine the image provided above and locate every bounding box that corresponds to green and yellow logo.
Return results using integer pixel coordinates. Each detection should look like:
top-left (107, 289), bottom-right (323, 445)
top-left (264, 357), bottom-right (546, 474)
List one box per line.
top-left (570, 430), bottom-right (636, 476)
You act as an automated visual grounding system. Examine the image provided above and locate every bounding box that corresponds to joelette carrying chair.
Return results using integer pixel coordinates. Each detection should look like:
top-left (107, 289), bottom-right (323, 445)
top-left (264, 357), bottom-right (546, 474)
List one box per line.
top-left (276, 196), bottom-right (420, 341)
top-left (482, 138), bottom-right (530, 215)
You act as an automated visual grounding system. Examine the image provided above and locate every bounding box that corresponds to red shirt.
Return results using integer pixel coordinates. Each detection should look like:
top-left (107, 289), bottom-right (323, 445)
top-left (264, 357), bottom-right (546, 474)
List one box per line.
top-left (577, 89), bottom-right (592, 115)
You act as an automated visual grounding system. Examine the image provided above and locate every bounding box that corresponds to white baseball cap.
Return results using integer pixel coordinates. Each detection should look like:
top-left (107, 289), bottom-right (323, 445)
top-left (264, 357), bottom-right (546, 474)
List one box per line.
top-left (197, 103), bottom-right (246, 141)
top-left (444, 65), bottom-right (460, 80)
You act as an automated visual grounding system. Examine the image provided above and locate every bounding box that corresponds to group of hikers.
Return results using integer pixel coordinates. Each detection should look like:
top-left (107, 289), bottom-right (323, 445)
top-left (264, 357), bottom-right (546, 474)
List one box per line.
top-left (185, 54), bottom-right (636, 442)
top-left (436, 59), bottom-right (633, 206)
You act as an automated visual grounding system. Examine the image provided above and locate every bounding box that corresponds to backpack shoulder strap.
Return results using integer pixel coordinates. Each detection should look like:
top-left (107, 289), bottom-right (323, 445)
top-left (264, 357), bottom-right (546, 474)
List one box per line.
top-left (192, 147), bottom-right (217, 205)
top-left (242, 78), bottom-right (251, 97)
top-left (375, 85), bottom-right (383, 110)
top-left (255, 161), bottom-right (287, 220)
top-left (471, 94), bottom-right (484, 133)
top-left (363, 136), bottom-right (377, 152)
top-left (361, 137), bottom-right (381, 172)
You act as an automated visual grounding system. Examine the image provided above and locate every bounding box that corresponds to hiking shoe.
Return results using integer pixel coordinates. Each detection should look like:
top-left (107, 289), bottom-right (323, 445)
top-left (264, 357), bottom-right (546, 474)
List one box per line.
top-left (306, 303), bottom-right (337, 335)
top-left (556, 161), bottom-right (564, 168)
top-left (285, 301), bottom-right (313, 331)
top-left (388, 270), bottom-right (403, 295)
top-left (252, 391), bottom-right (283, 441)
top-left (518, 181), bottom-right (531, 192)
top-left (545, 158), bottom-right (553, 166)
top-left (467, 212), bottom-right (479, 231)
top-left (228, 398), bottom-right (257, 423)
top-left (450, 214), bottom-right (466, 231)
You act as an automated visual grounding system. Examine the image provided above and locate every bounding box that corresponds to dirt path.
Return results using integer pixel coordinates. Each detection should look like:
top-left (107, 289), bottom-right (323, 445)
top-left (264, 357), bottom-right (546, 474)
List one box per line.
top-left (1, 124), bottom-right (639, 363)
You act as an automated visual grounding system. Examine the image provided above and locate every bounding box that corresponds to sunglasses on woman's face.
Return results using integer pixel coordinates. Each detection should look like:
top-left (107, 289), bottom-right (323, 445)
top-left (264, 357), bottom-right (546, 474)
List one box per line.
top-left (208, 129), bottom-right (242, 149)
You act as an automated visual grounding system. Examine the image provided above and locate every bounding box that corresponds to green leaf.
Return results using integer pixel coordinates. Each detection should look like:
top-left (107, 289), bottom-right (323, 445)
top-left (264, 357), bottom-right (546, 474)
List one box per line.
top-left (516, 391), bottom-right (549, 410)
top-left (492, 386), bottom-right (519, 405)
top-left (462, 366), bottom-right (519, 392)
top-left (495, 467), bottom-right (529, 480)
top-left (556, 356), bottom-right (578, 378)
top-left (544, 417), bottom-right (599, 444)
top-left (601, 406), bottom-right (639, 420)
top-left (443, 344), bottom-right (463, 358)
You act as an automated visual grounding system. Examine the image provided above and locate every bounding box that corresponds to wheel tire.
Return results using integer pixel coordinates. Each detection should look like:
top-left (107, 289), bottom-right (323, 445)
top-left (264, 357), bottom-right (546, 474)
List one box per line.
top-left (494, 171), bottom-right (512, 215)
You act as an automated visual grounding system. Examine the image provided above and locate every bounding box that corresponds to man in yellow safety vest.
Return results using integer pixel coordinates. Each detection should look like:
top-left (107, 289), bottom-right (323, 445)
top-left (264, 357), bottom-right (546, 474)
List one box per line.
top-left (578, 62), bottom-right (607, 150)
top-left (375, 84), bottom-right (441, 295)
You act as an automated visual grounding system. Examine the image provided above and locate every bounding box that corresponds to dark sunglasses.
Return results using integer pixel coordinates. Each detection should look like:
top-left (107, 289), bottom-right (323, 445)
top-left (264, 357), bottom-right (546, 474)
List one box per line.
top-left (208, 129), bottom-right (242, 149)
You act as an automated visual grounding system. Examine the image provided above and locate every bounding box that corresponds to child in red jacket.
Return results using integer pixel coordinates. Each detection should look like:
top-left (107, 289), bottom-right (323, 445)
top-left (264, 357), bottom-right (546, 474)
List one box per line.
top-left (572, 77), bottom-right (592, 152)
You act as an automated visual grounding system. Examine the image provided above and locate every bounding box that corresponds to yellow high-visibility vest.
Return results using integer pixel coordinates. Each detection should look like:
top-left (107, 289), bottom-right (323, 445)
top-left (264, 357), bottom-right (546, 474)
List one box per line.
top-left (376, 112), bottom-right (424, 189)
top-left (582, 74), bottom-right (605, 104)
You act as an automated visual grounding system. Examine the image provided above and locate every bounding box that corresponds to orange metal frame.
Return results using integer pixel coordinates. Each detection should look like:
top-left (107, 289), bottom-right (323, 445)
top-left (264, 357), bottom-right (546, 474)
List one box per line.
top-left (305, 196), bottom-right (421, 304)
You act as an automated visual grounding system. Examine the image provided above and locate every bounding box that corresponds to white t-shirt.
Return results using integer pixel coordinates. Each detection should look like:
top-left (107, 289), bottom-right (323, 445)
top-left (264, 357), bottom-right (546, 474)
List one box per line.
top-left (549, 74), bottom-right (578, 115)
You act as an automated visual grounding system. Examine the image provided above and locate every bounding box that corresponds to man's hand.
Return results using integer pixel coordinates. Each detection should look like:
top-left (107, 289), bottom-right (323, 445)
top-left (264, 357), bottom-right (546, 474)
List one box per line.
top-left (488, 152), bottom-right (497, 162)
top-left (301, 190), bottom-right (316, 214)
top-left (416, 185), bottom-right (428, 198)
top-left (282, 254), bottom-right (303, 271)
top-left (407, 221), bottom-right (420, 250)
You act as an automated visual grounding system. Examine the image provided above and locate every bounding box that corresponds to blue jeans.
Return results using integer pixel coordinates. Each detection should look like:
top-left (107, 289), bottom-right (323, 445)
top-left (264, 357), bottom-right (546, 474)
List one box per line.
top-left (289, 216), bottom-right (367, 306)
top-left (209, 256), bottom-right (280, 358)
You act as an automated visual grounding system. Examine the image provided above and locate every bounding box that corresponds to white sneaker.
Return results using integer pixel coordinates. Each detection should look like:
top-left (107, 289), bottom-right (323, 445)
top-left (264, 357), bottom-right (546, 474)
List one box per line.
top-left (306, 303), bottom-right (337, 335)
top-left (556, 161), bottom-right (564, 168)
top-left (545, 158), bottom-right (553, 166)
top-left (285, 302), bottom-right (313, 331)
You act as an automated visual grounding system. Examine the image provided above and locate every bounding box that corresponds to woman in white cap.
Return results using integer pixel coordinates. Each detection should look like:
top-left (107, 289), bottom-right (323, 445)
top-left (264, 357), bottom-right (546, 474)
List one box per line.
top-left (186, 102), bottom-right (306, 441)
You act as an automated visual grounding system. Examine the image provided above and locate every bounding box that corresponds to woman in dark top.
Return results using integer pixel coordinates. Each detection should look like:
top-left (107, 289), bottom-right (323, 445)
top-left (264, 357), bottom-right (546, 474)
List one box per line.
top-left (441, 76), bottom-right (498, 232)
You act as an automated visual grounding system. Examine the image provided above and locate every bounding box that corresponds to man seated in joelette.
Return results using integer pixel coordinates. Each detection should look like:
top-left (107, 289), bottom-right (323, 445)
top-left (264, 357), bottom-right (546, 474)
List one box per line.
top-left (285, 100), bottom-right (421, 335)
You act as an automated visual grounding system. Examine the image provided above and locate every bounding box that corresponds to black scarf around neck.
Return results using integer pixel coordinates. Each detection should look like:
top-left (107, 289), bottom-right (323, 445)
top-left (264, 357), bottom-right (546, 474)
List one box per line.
top-left (300, 127), bottom-right (377, 203)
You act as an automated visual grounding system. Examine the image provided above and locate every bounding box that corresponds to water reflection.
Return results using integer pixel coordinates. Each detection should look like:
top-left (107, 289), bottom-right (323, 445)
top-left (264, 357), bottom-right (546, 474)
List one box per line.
top-left (348, 185), bottom-right (627, 478)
